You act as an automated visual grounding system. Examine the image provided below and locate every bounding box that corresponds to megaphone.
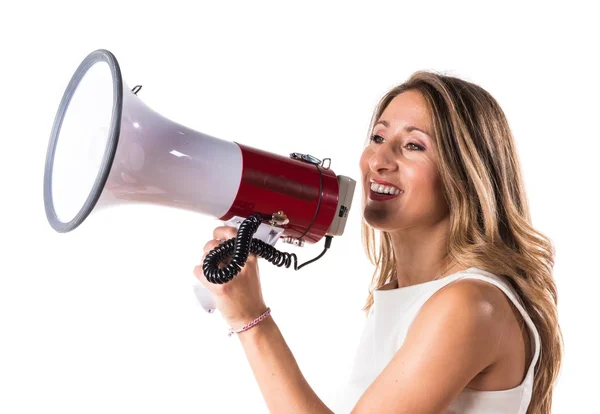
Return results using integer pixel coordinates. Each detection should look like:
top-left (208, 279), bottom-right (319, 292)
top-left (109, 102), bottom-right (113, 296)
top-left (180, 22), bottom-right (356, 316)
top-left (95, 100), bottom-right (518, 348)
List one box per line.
top-left (43, 49), bottom-right (356, 313)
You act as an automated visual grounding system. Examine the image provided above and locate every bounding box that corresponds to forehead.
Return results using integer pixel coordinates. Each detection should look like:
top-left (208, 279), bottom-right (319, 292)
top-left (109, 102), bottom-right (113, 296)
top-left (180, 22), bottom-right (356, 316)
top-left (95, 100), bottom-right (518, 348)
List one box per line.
top-left (377, 90), bottom-right (432, 131)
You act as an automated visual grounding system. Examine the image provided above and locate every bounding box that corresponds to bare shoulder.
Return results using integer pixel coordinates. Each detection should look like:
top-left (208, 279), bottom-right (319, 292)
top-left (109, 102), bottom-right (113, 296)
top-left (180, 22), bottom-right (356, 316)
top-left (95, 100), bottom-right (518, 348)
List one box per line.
top-left (425, 277), bottom-right (510, 319)
top-left (413, 277), bottom-right (510, 341)
top-left (351, 278), bottom-right (516, 412)
top-left (406, 276), bottom-right (513, 369)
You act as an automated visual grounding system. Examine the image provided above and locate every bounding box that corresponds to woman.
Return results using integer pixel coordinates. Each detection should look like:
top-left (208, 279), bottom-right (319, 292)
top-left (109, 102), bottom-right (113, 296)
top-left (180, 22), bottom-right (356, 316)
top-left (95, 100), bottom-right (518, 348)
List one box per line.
top-left (194, 71), bottom-right (563, 413)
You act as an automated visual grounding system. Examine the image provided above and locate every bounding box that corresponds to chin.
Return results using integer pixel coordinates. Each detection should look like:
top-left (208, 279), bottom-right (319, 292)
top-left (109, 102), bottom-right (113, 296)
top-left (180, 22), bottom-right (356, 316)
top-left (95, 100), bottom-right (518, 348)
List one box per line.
top-left (363, 205), bottom-right (437, 233)
top-left (363, 208), bottom-right (401, 232)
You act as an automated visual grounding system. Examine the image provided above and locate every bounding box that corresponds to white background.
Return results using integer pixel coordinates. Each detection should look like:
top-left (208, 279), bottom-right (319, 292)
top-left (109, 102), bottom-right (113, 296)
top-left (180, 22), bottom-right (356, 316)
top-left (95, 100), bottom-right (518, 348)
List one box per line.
top-left (1, 1), bottom-right (598, 413)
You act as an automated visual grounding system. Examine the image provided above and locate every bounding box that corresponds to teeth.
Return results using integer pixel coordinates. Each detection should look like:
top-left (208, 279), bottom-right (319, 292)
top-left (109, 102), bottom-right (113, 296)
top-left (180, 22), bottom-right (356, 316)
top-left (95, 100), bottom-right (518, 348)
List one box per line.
top-left (370, 182), bottom-right (403, 195)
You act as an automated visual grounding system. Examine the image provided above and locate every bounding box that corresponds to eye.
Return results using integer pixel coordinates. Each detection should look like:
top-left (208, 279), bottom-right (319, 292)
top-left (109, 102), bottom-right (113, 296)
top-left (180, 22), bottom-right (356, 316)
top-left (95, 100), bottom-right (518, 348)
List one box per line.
top-left (370, 134), bottom-right (385, 144)
top-left (406, 142), bottom-right (425, 151)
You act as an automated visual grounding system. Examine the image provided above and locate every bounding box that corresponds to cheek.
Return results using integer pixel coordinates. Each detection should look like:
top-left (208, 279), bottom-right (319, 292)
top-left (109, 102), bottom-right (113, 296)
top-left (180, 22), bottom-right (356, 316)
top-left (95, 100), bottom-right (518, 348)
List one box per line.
top-left (359, 149), bottom-right (371, 172)
top-left (407, 164), bottom-right (444, 200)
top-left (359, 149), bottom-right (374, 188)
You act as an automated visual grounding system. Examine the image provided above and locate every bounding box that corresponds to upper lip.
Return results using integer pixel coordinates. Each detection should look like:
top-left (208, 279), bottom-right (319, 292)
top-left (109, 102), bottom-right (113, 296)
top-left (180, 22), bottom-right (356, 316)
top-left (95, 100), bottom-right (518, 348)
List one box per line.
top-left (370, 178), bottom-right (403, 190)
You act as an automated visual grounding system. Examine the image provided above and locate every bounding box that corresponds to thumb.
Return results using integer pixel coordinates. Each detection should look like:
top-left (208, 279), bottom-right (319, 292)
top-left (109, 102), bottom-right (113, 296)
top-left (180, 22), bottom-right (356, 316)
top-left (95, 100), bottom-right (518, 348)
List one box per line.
top-left (194, 262), bottom-right (216, 291)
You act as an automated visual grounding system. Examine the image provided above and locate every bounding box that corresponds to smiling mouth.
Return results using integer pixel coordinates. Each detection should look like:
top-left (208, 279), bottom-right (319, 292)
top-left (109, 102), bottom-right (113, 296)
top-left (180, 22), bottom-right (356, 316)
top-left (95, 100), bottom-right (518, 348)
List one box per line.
top-left (369, 188), bottom-right (403, 201)
top-left (369, 182), bottom-right (404, 201)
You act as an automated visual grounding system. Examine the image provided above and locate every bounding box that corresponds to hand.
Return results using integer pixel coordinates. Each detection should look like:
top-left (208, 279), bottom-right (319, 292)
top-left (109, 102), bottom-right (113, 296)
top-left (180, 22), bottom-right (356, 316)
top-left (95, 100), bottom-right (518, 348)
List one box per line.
top-left (194, 225), bottom-right (268, 328)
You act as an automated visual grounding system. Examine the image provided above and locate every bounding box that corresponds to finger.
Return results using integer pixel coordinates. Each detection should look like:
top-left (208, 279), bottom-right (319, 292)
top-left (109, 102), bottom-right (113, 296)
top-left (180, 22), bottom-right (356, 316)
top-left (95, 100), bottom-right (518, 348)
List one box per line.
top-left (202, 238), bottom-right (236, 273)
top-left (203, 239), bottom-right (222, 254)
top-left (194, 260), bottom-right (219, 288)
top-left (213, 225), bottom-right (238, 241)
top-left (194, 264), bottom-right (209, 287)
top-left (194, 262), bottom-right (228, 295)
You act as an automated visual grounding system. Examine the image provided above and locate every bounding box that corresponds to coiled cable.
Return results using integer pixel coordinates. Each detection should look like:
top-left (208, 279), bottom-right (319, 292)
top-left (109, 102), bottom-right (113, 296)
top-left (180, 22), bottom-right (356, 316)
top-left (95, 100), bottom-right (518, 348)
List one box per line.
top-left (202, 212), bottom-right (333, 284)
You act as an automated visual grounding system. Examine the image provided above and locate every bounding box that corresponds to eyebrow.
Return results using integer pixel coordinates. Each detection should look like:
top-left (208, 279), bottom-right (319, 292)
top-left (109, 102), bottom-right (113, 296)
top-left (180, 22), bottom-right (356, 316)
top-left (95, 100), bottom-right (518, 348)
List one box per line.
top-left (375, 120), bottom-right (431, 137)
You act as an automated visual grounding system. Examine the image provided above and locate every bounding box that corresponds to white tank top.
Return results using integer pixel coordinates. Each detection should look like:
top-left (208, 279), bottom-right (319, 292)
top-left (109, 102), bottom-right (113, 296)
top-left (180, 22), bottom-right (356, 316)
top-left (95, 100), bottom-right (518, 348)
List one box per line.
top-left (333, 267), bottom-right (541, 413)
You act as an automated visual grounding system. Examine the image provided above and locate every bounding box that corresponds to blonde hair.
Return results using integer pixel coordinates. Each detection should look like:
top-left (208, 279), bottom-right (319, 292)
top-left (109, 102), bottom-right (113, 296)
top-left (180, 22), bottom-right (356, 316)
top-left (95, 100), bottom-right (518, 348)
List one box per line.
top-left (361, 71), bottom-right (562, 413)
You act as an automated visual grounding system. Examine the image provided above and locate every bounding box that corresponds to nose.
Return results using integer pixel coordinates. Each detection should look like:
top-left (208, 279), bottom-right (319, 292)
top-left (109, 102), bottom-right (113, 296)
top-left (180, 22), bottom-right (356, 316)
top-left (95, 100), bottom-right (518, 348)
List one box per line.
top-left (368, 144), bottom-right (397, 174)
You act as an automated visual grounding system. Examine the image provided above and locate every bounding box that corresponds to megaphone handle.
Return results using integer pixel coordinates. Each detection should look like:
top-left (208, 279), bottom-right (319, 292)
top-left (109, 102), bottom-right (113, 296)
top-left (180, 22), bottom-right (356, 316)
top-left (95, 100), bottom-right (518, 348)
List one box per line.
top-left (194, 213), bottom-right (270, 313)
top-left (193, 283), bottom-right (217, 314)
top-left (193, 213), bottom-right (333, 314)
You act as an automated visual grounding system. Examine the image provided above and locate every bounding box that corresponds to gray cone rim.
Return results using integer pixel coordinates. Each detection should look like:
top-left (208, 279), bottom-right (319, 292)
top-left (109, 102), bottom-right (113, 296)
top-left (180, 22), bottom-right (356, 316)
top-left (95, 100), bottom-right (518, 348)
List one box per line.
top-left (43, 49), bottom-right (123, 233)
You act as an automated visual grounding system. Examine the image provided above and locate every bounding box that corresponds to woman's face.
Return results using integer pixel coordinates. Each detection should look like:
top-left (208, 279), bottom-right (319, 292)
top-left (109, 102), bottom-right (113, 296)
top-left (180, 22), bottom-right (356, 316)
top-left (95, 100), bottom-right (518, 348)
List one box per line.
top-left (359, 90), bottom-right (449, 232)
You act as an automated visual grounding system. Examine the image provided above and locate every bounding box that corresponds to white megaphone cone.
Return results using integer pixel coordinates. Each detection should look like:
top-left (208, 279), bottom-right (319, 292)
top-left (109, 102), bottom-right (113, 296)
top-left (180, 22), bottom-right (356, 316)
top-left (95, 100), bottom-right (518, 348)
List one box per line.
top-left (44, 49), bottom-right (356, 315)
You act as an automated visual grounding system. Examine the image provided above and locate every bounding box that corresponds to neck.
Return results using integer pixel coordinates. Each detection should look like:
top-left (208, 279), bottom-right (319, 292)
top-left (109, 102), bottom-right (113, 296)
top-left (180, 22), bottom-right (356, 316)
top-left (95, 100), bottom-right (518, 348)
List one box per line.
top-left (388, 217), bottom-right (464, 288)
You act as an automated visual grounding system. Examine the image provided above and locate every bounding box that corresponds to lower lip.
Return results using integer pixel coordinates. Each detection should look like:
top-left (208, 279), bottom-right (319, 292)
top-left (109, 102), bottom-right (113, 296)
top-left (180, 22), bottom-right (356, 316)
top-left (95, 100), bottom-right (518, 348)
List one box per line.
top-left (369, 189), bottom-right (402, 201)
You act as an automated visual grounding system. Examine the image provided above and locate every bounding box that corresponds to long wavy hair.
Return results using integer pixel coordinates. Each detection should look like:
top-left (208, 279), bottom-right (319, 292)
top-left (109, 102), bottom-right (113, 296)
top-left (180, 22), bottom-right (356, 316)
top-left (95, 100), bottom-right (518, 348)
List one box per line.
top-left (361, 71), bottom-right (562, 414)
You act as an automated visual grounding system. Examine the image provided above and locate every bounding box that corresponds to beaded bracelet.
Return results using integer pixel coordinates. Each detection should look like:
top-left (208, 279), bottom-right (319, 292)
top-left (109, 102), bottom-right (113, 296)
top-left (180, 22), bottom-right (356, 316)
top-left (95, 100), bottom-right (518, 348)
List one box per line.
top-left (228, 307), bottom-right (272, 337)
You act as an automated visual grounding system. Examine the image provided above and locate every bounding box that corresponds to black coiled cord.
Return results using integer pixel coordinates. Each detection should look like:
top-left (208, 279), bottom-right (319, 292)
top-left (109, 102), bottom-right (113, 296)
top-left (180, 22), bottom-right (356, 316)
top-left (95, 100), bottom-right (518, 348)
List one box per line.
top-left (202, 212), bottom-right (333, 285)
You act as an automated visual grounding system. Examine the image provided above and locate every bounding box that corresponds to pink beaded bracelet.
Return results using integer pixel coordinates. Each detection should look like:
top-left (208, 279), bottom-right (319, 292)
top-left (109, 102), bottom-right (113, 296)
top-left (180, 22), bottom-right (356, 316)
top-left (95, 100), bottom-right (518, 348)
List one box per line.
top-left (228, 307), bottom-right (272, 337)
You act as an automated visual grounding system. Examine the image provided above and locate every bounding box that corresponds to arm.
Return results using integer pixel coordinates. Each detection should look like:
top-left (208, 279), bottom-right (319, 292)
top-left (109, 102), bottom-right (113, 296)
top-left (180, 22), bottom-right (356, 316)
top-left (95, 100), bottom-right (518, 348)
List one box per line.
top-left (235, 279), bottom-right (505, 414)
top-left (196, 225), bottom-right (333, 414)
top-left (236, 314), bottom-right (333, 414)
top-left (351, 278), bottom-right (507, 413)
top-left (198, 228), bottom-right (504, 413)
